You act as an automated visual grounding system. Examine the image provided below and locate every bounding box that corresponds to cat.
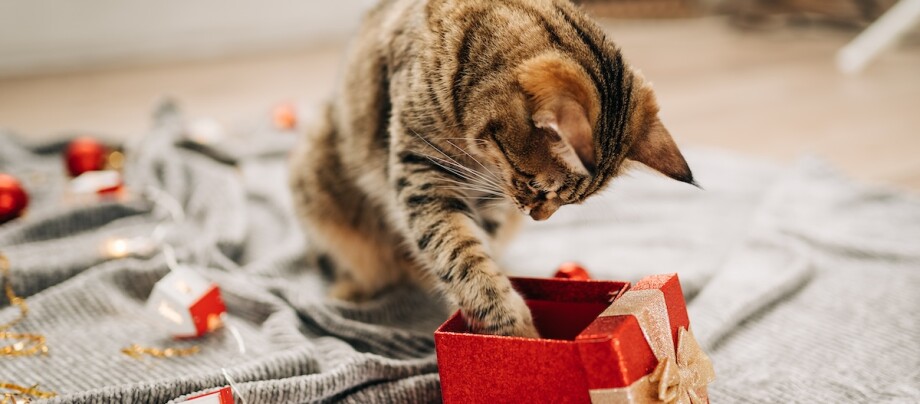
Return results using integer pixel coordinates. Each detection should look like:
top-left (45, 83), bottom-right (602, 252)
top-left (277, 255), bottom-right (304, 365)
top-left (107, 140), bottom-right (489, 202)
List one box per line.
top-left (289, 0), bottom-right (693, 338)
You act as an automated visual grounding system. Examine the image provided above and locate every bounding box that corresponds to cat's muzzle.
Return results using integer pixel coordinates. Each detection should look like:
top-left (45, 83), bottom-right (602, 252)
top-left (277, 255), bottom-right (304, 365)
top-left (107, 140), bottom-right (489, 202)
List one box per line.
top-left (528, 198), bottom-right (561, 221)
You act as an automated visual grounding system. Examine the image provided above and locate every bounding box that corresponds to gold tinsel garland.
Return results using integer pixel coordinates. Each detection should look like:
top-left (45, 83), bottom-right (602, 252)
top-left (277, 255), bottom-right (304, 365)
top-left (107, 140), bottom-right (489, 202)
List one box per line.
top-left (0, 252), bottom-right (56, 402)
top-left (121, 344), bottom-right (200, 359)
top-left (0, 254), bottom-right (49, 357)
top-left (1, 245), bottom-right (204, 403)
top-left (0, 382), bottom-right (57, 403)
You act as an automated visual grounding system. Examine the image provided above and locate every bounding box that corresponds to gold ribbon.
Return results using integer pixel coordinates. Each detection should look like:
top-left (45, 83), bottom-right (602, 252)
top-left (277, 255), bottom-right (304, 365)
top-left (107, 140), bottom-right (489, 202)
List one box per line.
top-left (590, 289), bottom-right (715, 404)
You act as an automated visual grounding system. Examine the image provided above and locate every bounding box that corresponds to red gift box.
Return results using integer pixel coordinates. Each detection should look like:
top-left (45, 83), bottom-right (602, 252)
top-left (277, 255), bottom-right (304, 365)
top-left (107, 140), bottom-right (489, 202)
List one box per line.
top-left (146, 267), bottom-right (227, 338)
top-left (434, 272), bottom-right (714, 403)
top-left (68, 170), bottom-right (124, 195)
top-left (185, 387), bottom-right (233, 403)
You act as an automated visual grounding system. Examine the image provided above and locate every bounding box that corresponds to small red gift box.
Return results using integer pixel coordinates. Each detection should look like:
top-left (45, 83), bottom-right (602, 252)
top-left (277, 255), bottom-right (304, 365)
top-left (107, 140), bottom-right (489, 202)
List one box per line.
top-left (434, 271), bottom-right (714, 403)
top-left (146, 267), bottom-right (227, 338)
top-left (184, 387), bottom-right (233, 404)
top-left (68, 170), bottom-right (124, 195)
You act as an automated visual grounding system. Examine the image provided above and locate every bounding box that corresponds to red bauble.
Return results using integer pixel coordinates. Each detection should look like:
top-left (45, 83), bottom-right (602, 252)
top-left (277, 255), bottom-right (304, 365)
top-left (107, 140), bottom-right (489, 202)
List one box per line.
top-left (272, 102), bottom-right (297, 130)
top-left (0, 173), bottom-right (29, 224)
top-left (554, 262), bottom-right (591, 280)
top-left (65, 137), bottom-right (108, 177)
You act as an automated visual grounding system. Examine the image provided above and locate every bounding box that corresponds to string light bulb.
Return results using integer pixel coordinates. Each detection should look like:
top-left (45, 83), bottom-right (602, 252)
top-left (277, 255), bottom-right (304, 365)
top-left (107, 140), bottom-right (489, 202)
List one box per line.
top-left (101, 237), bottom-right (157, 259)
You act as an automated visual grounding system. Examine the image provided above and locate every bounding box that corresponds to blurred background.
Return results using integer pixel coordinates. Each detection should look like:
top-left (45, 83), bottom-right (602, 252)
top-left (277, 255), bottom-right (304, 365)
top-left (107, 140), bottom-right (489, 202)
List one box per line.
top-left (0, 0), bottom-right (918, 188)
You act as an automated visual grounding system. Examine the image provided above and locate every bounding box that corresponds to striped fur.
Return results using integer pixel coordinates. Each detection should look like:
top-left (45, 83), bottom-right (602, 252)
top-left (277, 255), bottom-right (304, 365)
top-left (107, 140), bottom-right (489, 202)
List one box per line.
top-left (289, 0), bottom-right (692, 337)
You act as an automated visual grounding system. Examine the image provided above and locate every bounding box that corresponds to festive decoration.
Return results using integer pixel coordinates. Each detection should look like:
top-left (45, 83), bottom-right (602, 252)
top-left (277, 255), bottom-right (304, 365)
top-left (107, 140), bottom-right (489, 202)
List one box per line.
top-left (185, 387), bottom-right (234, 404)
top-left (101, 237), bottom-right (158, 259)
top-left (63, 137), bottom-right (127, 205)
top-left (0, 253), bottom-right (53, 403)
top-left (586, 274), bottom-right (715, 403)
top-left (65, 137), bottom-right (109, 177)
top-left (554, 262), bottom-right (591, 280)
top-left (0, 174), bottom-right (28, 225)
top-left (0, 253), bottom-right (49, 357)
top-left (0, 382), bottom-right (56, 403)
top-left (106, 150), bottom-right (125, 172)
top-left (272, 102), bottom-right (297, 130)
top-left (69, 170), bottom-right (124, 196)
top-left (0, 332), bottom-right (46, 357)
top-left (120, 344), bottom-right (200, 360)
top-left (146, 267), bottom-right (226, 338)
top-left (434, 271), bottom-right (714, 404)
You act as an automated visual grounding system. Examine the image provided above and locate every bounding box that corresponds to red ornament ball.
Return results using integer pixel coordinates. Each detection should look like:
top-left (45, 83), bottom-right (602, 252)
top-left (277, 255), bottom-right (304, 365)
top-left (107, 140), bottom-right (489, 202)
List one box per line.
top-left (0, 173), bottom-right (29, 224)
top-left (554, 262), bottom-right (591, 281)
top-left (65, 137), bottom-right (108, 177)
top-left (272, 103), bottom-right (297, 130)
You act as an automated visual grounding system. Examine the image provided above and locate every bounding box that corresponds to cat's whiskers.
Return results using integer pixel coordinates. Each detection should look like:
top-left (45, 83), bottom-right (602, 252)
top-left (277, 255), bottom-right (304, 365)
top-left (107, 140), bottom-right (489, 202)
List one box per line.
top-left (425, 151), bottom-right (504, 191)
top-left (431, 168), bottom-right (508, 200)
top-left (444, 139), bottom-right (504, 185)
top-left (421, 156), bottom-right (509, 200)
top-left (428, 174), bottom-right (506, 198)
top-left (433, 137), bottom-right (490, 145)
top-left (410, 130), bottom-right (505, 190)
top-left (434, 184), bottom-right (505, 198)
top-left (435, 176), bottom-right (502, 192)
top-left (421, 155), bottom-right (509, 202)
top-left (423, 154), bottom-right (491, 186)
top-left (407, 143), bottom-right (475, 182)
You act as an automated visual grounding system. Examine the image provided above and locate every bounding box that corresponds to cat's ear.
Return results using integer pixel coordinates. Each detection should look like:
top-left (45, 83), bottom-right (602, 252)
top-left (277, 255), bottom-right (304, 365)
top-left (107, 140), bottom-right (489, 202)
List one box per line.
top-left (627, 115), bottom-right (695, 185)
top-left (518, 53), bottom-right (600, 173)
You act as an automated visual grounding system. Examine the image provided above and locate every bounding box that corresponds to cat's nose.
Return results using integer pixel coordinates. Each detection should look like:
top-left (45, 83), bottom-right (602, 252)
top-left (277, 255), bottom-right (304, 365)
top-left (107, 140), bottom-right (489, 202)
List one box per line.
top-left (529, 199), bottom-right (561, 221)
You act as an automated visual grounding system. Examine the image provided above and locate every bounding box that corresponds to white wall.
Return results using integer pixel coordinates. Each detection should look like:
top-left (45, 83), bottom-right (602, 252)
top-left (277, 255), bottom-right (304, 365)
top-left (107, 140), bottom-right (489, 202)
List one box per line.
top-left (0, 0), bottom-right (376, 77)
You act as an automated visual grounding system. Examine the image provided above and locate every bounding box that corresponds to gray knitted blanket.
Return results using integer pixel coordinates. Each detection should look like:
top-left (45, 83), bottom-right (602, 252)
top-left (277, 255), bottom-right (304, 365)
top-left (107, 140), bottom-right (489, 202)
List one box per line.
top-left (1, 103), bottom-right (918, 403)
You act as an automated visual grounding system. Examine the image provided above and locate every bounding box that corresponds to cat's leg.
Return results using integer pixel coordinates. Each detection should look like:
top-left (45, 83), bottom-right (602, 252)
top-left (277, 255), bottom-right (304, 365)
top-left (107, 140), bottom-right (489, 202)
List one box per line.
top-left (290, 106), bottom-right (410, 301)
top-left (390, 146), bottom-right (539, 338)
top-left (306, 216), bottom-right (412, 301)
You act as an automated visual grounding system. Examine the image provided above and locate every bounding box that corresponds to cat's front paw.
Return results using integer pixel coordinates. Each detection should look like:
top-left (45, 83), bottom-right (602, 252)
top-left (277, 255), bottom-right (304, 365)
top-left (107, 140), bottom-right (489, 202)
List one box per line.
top-left (468, 288), bottom-right (541, 339)
top-left (506, 319), bottom-right (541, 339)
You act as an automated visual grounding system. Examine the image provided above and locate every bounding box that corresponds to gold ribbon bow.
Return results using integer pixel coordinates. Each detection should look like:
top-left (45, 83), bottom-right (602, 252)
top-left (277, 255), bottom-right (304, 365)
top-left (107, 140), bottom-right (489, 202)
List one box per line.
top-left (643, 327), bottom-right (715, 403)
top-left (589, 289), bottom-right (715, 404)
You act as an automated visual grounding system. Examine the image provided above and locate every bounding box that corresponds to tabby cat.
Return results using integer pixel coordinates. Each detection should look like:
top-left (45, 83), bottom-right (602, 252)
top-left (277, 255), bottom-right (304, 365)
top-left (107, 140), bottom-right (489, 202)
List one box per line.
top-left (289, 0), bottom-right (693, 338)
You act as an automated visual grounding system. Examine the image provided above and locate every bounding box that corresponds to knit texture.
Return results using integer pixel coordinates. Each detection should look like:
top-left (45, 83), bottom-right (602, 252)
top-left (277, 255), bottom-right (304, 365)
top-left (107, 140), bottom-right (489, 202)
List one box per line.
top-left (1, 103), bottom-right (918, 403)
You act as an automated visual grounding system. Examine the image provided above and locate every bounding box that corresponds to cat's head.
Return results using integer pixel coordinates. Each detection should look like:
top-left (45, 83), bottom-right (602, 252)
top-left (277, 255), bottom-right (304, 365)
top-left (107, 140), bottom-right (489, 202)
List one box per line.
top-left (473, 51), bottom-right (693, 221)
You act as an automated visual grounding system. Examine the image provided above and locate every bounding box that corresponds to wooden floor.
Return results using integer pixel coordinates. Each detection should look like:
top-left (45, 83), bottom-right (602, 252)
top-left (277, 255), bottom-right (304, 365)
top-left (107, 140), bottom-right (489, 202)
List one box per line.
top-left (1, 17), bottom-right (918, 189)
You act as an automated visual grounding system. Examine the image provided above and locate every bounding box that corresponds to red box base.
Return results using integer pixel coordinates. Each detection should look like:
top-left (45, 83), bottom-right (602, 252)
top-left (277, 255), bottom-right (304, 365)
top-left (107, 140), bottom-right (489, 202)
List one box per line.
top-left (435, 276), bottom-right (674, 403)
